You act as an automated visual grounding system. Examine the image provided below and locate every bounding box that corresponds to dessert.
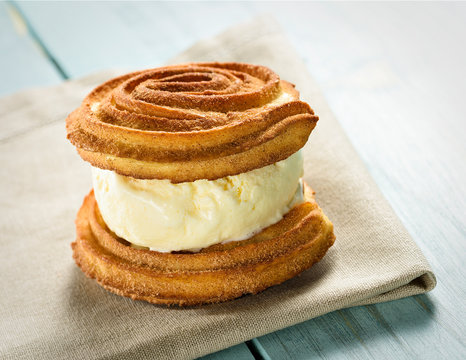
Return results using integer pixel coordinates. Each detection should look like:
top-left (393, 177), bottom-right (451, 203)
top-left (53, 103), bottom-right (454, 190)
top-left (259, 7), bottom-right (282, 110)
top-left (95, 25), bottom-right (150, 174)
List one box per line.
top-left (67, 62), bottom-right (335, 306)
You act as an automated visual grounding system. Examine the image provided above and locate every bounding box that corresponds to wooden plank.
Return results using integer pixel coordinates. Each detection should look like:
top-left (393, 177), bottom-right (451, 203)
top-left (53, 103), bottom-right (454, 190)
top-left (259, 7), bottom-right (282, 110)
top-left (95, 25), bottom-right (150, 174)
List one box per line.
top-left (258, 296), bottom-right (464, 360)
top-left (250, 2), bottom-right (466, 358)
top-left (9, 2), bottom-right (466, 359)
top-left (0, 2), bottom-right (62, 96)
top-left (13, 1), bottom-right (254, 78)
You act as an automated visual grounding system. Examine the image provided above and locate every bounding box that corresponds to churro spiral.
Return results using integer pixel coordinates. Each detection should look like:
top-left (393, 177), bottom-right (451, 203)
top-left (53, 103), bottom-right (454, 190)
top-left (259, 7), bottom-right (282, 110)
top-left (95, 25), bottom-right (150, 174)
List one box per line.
top-left (66, 63), bottom-right (318, 182)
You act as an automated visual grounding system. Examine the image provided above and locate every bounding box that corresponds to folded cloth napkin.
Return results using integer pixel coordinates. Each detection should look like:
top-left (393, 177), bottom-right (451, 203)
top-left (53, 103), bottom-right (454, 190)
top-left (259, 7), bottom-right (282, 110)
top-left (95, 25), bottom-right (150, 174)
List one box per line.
top-left (0, 16), bottom-right (435, 360)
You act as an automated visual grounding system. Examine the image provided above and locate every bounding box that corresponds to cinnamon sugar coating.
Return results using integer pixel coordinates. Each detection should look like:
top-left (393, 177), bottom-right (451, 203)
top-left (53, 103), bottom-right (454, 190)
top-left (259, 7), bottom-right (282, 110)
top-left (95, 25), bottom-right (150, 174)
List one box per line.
top-left (66, 63), bottom-right (318, 182)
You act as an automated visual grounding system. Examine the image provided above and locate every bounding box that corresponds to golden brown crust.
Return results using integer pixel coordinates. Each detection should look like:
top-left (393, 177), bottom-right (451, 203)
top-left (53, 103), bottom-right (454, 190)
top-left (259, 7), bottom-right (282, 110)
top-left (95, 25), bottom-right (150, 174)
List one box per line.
top-left (66, 63), bottom-right (318, 182)
top-left (72, 183), bottom-right (335, 306)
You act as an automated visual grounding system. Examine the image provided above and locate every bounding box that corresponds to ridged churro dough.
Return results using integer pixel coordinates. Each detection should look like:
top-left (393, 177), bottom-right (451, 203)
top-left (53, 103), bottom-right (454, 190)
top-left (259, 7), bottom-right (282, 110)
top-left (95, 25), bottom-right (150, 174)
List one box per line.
top-left (66, 63), bottom-right (318, 182)
top-left (72, 183), bottom-right (335, 306)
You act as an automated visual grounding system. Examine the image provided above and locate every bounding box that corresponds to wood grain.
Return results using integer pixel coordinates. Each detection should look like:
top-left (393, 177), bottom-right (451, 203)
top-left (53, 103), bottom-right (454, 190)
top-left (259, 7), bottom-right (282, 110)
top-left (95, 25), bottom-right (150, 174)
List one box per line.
top-left (3, 2), bottom-right (466, 359)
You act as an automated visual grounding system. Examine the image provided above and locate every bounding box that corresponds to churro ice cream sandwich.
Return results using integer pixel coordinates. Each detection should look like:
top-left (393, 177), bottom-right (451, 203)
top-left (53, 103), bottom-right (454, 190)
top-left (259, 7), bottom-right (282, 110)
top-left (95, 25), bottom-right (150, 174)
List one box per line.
top-left (66, 62), bottom-right (335, 306)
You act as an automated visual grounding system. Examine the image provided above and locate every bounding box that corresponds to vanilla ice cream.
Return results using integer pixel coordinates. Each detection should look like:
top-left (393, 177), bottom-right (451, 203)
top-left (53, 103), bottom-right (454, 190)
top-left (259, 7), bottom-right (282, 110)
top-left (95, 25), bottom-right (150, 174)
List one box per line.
top-left (92, 151), bottom-right (304, 252)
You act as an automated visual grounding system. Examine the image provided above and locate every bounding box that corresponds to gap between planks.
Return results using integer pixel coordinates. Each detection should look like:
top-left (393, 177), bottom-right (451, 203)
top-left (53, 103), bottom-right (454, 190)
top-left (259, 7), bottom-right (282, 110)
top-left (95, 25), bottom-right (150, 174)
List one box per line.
top-left (7, 0), bottom-right (69, 80)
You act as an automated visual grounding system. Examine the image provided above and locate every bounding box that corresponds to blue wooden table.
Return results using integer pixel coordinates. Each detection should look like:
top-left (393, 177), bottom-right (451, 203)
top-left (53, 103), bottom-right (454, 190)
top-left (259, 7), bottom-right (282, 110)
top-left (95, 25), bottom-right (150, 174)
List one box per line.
top-left (1, 2), bottom-right (465, 359)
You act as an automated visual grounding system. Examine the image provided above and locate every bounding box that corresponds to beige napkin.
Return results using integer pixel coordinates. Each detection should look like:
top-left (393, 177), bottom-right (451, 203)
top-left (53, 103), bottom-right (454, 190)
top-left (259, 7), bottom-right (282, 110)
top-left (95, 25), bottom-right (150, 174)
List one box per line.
top-left (0, 16), bottom-right (435, 360)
